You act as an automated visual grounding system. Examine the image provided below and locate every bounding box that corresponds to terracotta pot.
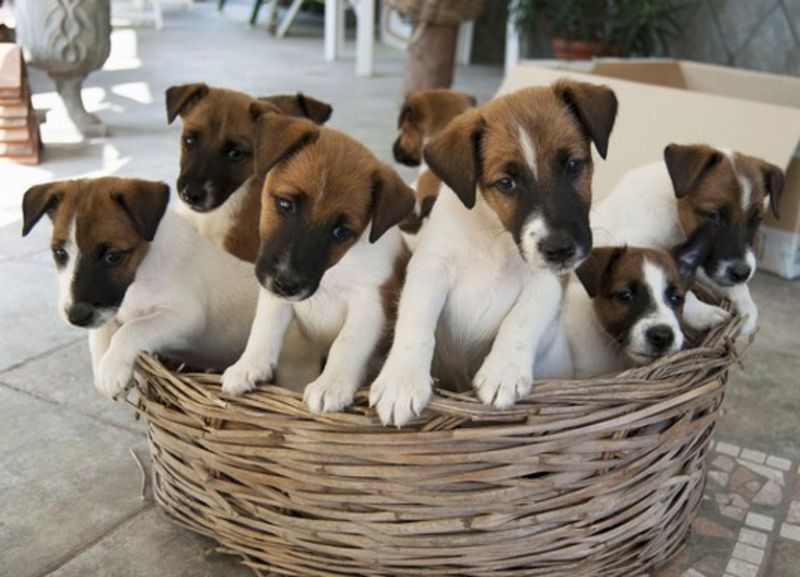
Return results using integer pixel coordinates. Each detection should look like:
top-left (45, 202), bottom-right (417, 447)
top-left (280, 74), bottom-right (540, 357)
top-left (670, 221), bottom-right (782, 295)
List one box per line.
top-left (552, 37), bottom-right (608, 61)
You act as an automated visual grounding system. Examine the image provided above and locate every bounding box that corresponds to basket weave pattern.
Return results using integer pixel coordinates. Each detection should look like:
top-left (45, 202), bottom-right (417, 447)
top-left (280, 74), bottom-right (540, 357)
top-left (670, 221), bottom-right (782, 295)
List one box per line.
top-left (387, 0), bottom-right (486, 26)
top-left (134, 315), bottom-right (740, 577)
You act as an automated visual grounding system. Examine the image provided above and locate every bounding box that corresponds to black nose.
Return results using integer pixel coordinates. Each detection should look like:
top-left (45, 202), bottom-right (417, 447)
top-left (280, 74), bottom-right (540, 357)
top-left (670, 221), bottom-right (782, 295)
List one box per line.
top-left (392, 140), bottom-right (420, 167)
top-left (540, 234), bottom-right (577, 264)
top-left (728, 263), bottom-right (752, 283)
top-left (67, 303), bottom-right (95, 327)
top-left (181, 187), bottom-right (206, 206)
top-left (271, 274), bottom-right (305, 298)
top-left (646, 325), bottom-right (675, 352)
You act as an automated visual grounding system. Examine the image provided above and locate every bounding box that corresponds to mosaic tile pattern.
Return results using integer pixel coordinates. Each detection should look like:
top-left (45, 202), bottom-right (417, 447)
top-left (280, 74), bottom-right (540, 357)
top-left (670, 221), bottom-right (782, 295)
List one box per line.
top-left (656, 439), bottom-right (800, 577)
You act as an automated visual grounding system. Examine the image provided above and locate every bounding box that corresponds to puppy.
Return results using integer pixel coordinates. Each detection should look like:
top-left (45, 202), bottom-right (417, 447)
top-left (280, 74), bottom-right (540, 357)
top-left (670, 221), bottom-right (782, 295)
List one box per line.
top-left (369, 80), bottom-right (619, 426)
top-left (593, 144), bottom-right (784, 335)
top-left (22, 177), bottom-right (259, 398)
top-left (166, 83), bottom-right (332, 261)
top-left (221, 106), bottom-right (415, 414)
top-left (393, 89), bottom-right (477, 234)
top-left (563, 226), bottom-right (712, 378)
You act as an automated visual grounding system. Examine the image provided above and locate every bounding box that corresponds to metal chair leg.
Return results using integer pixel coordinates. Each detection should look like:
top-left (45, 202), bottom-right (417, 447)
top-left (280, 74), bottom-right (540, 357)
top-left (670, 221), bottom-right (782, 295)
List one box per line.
top-left (217, 0), bottom-right (226, 11)
top-left (249, 0), bottom-right (265, 25)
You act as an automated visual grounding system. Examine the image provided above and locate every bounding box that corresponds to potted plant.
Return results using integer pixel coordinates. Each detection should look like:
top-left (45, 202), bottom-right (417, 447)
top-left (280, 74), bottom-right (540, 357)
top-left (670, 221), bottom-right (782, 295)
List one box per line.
top-left (512, 0), bottom-right (693, 60)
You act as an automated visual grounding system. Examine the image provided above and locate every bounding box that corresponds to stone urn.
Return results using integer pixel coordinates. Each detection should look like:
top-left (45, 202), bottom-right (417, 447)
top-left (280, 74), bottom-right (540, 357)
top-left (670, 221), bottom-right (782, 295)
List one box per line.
top-left (15, 0), bottom-right (111, 137)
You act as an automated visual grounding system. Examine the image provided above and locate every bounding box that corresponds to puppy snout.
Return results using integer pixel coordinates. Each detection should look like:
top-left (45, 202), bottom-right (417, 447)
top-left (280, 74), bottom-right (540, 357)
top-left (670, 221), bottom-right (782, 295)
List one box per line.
top-left (539, 234), bottom-right (577, 265)
top-left (392, 139), bottom-right (420, 167)
top-left (271, 273), bottom-right (306, 299)
top-left (66, 303), bottom-right (95, 327)
top-left (645, 325), bottom-right (675, 353)
top-left (180, 184), bottom-right (207, 208)
top-left (728, 262), bottom-right (752, 284)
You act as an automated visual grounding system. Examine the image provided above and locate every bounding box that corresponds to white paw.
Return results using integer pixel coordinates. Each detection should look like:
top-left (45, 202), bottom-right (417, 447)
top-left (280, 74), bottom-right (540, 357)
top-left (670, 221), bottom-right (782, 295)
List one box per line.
top-left (303, 372), bottom-right (357, 413)
top-left (684, 301), bottom-right (731, 331)
top-left (221, 357), bottom-right (274, 396)
top-left (738, 301), bottom-right (758, 336)
top-left (473, 356), bottom-right (533, 409)
top-left (96, 352), bottom-right (135, 399)
top-left (369, 364), bottom-right (433, 427)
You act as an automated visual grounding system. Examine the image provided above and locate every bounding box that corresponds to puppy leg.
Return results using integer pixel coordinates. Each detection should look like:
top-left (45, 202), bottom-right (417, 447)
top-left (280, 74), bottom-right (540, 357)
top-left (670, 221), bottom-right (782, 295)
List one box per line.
top-left (222, 289), bottom-right (293, 396)
top-left (474, 272), bottom-right (562, 408)
top-left (717, 283), bottom-right (758, 336)
top-left (304, 289), bottom-right (385, 413)
top-left (369, 256), bottom-right (452, 427)
top-left (97, 308), bottom-right (203, 399)
top-left (89, 319), bottom-right (120, 375)
top-left (682, 291), bottom-right (731, 331)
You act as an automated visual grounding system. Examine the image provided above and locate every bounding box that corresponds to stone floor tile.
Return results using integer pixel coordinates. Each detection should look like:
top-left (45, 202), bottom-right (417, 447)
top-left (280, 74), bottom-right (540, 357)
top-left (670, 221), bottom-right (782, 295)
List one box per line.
top-left (741, 449), bottom-right (767, 464)
top-left (739, 527), bottom-right (769, 548)
top-left (745, 512), bottom-right (775, 532)
top-left (717, 442), bottom-right (742, 457)
top-left (732, 542), bottom-right (765, 564)
top-left (725, 557), bottom-right (760, 577)
top-left (766, 456), bottom-right (792, 472)
top-left (779, 522), bottom-right (800, 542)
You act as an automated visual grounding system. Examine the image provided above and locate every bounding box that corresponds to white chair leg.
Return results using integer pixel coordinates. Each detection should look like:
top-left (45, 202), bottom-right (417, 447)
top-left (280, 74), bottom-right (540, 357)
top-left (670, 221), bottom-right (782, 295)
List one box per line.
top-left (152, 0), bottom-right (164, 30)
top-left (325, 0), bottom-right (340, 61)
top-left (354, 0), bottom-right (374, 76)
top-left (337, 0), bottom-right (347, 56)
top-left (276, 0), bottom-right (304, 38)
top-left (505, 6), bottom-right (520, 73)
top-left (456, 21), bottom-right (474, 66)
top-left (263, 0), bottom-right (280, 30)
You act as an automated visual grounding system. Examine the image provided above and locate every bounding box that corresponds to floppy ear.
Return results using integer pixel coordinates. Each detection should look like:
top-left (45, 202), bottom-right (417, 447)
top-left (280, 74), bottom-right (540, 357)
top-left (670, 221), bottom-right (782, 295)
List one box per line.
top-left (760, 161), bottom-right (784, 219)
top-left (466, 94), bottom-right (478, 107)
top-left (250, 102), bottom-right (321, 174)
top-left (259, 93), bottom-right (333, 125)
top-left (166, 83), bottom-right (209, 124)
top-left (672, 224), bottom-right (714, 285)
top-left (663, 143), bottom-right (723, 199)
top-left (423, 108), bottom-right (485, 209)
top-left (397, 101), bottom-right (416, 129)
top-left (554, 80), bottom-right (618, 160)
top-left (369, 165), bottom-right (415, 243)
top-left (22, 182), bottom-right (61, 236)
top-left (112, 181), bottom-right (170, 242)
top-left (575, 246), bottom-right (626, 298)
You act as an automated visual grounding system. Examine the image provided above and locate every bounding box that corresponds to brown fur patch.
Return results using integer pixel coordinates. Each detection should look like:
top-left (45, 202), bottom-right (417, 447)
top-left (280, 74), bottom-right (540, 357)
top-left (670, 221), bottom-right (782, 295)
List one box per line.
top-left (223, 175), bottom-right (263, 263)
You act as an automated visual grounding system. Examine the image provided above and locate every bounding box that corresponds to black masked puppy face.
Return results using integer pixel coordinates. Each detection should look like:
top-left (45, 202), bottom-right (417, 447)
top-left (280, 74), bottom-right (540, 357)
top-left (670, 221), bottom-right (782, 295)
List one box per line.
top-left (424, 80), bottom-right (618, 275)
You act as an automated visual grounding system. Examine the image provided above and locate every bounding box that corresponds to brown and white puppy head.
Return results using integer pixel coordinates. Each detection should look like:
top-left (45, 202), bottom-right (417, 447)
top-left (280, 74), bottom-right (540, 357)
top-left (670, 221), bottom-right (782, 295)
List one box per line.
top-left (392, 89), bottom-right (477, 166)
top-left (424, 80), bottom-right (618, 274)
top-left (250, 104), bottom-right (415, 301)
top-left (22, 177), bottom-right (170, 329)
top-left (576, 226), bottom-right (713, 365)
top-left (166, 83), bottom-right (332, 213)
top-left (665, 143), bottom-right (784, 287)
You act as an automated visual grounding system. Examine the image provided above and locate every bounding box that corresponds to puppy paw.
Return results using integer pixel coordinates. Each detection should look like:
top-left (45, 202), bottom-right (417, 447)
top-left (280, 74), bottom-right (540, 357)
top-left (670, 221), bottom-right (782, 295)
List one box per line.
top-left (369, 365), bottom-right (433, 427)
top-left (684, 300), bottom-right (731, 331)
top-left (96, 352), bottom-right (135, 400)
top-left (221, 358), bottom-right (274, 396)
top-left (738, 302), bottom-right (758, 337)
top-left (303, 373), bottom-right (357, 413)
top-left (473, 356), bottom-right (533, 409)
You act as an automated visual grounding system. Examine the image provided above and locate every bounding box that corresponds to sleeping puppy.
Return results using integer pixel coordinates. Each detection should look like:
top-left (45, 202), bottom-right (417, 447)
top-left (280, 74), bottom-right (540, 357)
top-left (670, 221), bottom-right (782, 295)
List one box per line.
top-left (393, 89), bottom-right (477, 234)
top-left (370, 80), bottom-right (618, 426)
top-left (593, 144), bottom-right (784, 336)
top-left (563, 226), bottom-right (713, 378)
top-left (166, 83), bottom-right (332, 261)
top-left (221, 106), bottom-right (415, 414)
top-left (21, 177), bottom-right (259, 398)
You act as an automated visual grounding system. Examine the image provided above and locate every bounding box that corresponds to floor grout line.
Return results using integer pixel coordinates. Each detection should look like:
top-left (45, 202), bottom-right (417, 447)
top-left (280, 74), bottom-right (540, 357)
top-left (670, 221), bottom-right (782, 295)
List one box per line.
top-left (0, 336), bottom-right (84, 375)
top-left (35, 503), bottom-right (154, 577)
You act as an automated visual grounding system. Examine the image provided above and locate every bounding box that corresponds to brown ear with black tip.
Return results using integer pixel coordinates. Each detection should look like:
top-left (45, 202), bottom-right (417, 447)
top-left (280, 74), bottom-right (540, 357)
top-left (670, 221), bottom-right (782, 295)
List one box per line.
top-left (554, 80), bottom-right (618, 159)
top-left (663, 143), bottom-right (723, 199)
top-left (576, 246), bottom-right (626, 298)
top-left (112, 180), bottom-right (170, 242)
top-left (249, 101), bottom-right (321, 175)
top-left (259, 93), bottom-right (333, 125)
top-left (22, 182), bottom-right (62, 237)
top-left (423, 108), bottom-right (485, 209)
top-left (760, 161), bottom-right (784, 219)
top-left (369, 165), bottom-right (415, 243)
top-left (165, 83), bottom-right (209, 124)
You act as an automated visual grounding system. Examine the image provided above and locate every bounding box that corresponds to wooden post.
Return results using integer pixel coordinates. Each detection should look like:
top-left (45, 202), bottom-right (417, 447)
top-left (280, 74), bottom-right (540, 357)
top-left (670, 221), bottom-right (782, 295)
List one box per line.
top-left (402, 21), bottom-right (459, 93)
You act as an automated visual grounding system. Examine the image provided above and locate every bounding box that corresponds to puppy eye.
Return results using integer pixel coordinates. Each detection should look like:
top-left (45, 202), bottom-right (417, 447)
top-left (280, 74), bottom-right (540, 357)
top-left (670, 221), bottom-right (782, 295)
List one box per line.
top-left (565, 157), bottom-right (583, 176)
top-left (227, 148), bottom-right (247, 162)
top-left (52, 246), bottom-right (68, 265)
top-left (103, 251), bottom-right (126, 267)
top-left (748, 212), bottom-right (762, 228)
top-left (613, 290), bottom-right (633, 304)
top-left (700, 209), bottom-right (723, 224)
top-left (183, 134), bottom-right (198, 148)
top-left (332, 225), bottom-right (354, 242)
top-left (494, 176), bottom-right (517, 194)
top-left (275, 197), bottom-right (295, 214)
top-left (666, 287), bottom-right (684, 308)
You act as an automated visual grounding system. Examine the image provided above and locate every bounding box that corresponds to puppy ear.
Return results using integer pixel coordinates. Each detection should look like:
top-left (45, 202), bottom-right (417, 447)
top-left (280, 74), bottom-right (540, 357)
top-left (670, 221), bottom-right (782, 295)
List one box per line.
top-left (576, 246), bottom-right (625, 298)
top-left (369, 165), bottom-right (415, 243)
top-left (112, 181), bottom-right (170, 242)
top-left (22, 182), bottom-right (61, 236)
top-left (250, 102), bottom-right (321, 174)
top-left (165, 83), bottom-right (209, 124)
top-left (423, 109), bottom-right (485, 209)
top-left (466, 94), bottom-right (478, 107)
top-left (672, 224), bottom-right (714, 285)
top-left (554, 80), bottom-right (618, 160)
top-left (259, 93), bottom-right (333, 125)
top-left (663, 144), bottom-right (723, 199)
top-left (397, 102), bottom-right (416, 129)
top-left (760, 161), bottom-right (784, 219)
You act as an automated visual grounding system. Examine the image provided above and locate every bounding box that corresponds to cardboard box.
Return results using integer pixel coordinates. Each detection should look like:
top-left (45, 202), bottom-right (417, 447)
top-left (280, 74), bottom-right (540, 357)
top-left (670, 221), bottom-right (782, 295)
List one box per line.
top-left (500, 59), bottom-right (800, 278)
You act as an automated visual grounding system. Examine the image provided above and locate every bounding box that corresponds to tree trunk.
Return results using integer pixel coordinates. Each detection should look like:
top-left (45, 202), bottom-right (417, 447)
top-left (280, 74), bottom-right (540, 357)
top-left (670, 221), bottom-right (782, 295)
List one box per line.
top-left (403, 21), bottom-right (459, 94)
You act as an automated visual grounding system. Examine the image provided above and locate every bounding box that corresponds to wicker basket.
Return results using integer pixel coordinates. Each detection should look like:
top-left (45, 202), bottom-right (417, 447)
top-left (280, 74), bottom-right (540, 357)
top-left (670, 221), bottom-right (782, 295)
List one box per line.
top-left (133, 312), bottom-right (741, 577)
top-left (387, 0), bottom-right (486, 26)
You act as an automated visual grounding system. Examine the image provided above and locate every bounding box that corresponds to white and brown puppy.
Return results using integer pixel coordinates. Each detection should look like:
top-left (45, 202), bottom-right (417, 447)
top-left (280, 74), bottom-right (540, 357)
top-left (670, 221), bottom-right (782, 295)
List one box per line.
top-left (593, 144), bottom-right (784, 335)
top-left (563, 226), bottom-right (713, 378)
top-left (22, 177), bottom-right (259, 398)
top-left (393, 89), bottom-right (477, 233)
top-left (221, 106), bottom-right (415, 413)
top-left (369, 81), bottom-right (618, 426)
top-left (166, 83), bottom-right (332, 262)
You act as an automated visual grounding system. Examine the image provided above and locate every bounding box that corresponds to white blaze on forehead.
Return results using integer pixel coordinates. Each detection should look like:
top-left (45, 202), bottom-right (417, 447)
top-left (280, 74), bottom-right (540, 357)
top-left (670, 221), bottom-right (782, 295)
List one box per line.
top-left (724, 149), bottom-right (753, 211)
top-left (628, 258), bottom-right (684, 357)
top-left (56, 217), bottom-right (80, 319)
top-left (518, 125), bottom-right (538, 180)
